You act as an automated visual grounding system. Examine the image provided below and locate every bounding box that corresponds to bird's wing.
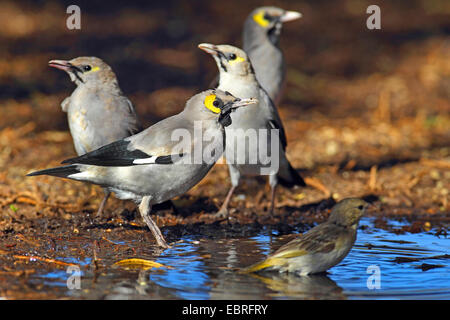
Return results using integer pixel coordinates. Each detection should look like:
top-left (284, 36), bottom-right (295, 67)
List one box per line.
top-left (102, 93), bottom-right (142, 137)
top-left (62, 113), bottom-right (191, 167)
top-left (259, 87), bottom-right (287, 150)
top-left (244, 224), bottom-right (345, 273)
top-left (272, 223), bottom-right (343, 258)
top-left (70, 90), bottom-right (142, 151)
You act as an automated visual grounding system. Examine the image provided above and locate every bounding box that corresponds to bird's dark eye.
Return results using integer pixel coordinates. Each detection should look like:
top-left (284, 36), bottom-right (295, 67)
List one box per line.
top-left (229, 53), bottom-right (237, 61)
top-left (83, 65), bottom-right (92, 72)
top-left (213, 100), bottom-right (220, 107)
top-left (357, 205), bottom-right (364, 210)
top-left (264, 13), bottom-right (272, 21)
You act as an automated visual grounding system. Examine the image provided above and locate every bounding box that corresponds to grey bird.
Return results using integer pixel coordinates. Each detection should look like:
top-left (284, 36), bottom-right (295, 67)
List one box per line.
top-left (27, 89), bottom-right (257, 248)
top-left (48, 56), bottom-right (141, 215)
top-left (199, 43), bottom-right (305, 217)
top-left (244, 198), bottom-right (368, 275)
top-left (243, 7), bottom-right (302, 104)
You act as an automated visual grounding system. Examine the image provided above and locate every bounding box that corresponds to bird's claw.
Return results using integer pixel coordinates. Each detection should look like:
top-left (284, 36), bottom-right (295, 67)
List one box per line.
top-left (212, 208), bottom-right (229, 219)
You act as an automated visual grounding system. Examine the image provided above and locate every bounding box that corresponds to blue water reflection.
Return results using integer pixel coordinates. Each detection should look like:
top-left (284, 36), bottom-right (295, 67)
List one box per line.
top-left (26, 217), bottom-right (449, 299)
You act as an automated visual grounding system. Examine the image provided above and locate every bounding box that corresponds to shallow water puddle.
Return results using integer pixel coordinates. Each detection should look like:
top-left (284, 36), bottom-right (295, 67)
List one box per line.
top-left (1, 217), bottom-right (449, 299)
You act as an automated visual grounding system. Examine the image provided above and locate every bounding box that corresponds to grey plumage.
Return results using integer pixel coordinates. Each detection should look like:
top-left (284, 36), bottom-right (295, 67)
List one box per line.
top-left (243, 7), bottom-right (301, 104)
top-left (28, 89), bottom-right (257, 248)
top-left (198, 43), bottom-right (305, 217)
top-left (49, 57), bottom-right (141, 214)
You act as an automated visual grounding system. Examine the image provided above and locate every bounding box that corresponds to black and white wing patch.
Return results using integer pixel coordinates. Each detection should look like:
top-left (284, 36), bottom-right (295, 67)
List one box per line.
top-left (61, 139), bottom-right (184, 167)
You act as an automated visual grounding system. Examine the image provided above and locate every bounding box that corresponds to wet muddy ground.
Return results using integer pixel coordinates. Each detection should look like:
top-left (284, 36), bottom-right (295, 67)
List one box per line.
top-left (0, 0), bottom-right (449, 299)
top-left (0, 217), bottom-right (449, 299)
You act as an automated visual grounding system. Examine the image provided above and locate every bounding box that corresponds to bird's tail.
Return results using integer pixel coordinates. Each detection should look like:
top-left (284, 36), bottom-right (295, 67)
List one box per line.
top-left (277, 160), bottom-right (306, 188)
top-left (26, 164), bottom-right (80, 178)
top-left (241, 257), bottom-right (285, 273)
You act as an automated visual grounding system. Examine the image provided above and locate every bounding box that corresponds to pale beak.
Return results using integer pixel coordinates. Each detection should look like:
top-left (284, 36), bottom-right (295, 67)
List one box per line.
top-left (198, 43), bottom-right (219, 56)
top-left (221, 98), bottom-right (258, 116)
top-left (220, 97), bottom-right (257, 126)
top-left (280, 10), bottom-right (302, 23)
top-left (48, 60), bottom-right (74, 72)
top-left (231, 97), bottom-right (258, 109)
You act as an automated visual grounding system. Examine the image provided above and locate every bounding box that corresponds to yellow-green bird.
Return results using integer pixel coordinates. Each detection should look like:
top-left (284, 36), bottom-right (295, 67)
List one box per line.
top-left (244, 198), bottom-right (368, 275)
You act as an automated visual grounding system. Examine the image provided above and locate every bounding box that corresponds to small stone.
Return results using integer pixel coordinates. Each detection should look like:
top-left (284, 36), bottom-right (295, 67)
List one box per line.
top-left (325, 141), bottom-right (339, 156)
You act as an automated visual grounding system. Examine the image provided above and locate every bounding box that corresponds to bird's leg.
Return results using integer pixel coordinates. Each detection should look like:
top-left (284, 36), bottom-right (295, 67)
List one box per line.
top-left (269, 184), bottom-right (277, 215)
top-left (214, 164), bottom-right (240, 218)
top-left (268, 174), bottom-right (278, 215)
top-left (215, 185), bottom-right (236, 218)
top-left (96, 189), bottom-right (111, 216)
top-left (139, 196), bottom-right (169, 248)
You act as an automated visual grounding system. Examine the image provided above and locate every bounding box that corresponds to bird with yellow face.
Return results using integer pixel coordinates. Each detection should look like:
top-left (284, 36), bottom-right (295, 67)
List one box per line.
top-left (28, 89), bottom-right (257, 248)
top-left (243, 6), bottom-right (302, 104)
top-left (199, 43), bottom-right (306, 217)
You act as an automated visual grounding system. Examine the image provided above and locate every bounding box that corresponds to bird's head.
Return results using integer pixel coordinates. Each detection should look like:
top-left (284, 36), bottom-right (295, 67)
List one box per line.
top-left (245, 7), bottom-right (302, 45)
top-left (198, 43), bottom-right (253, 78)
top-left (328, 198), bottom-right (369, 228)
top-left (48, 56), bottom-right (117, 86)
top-left (186, 89), bottom-right (257, 127)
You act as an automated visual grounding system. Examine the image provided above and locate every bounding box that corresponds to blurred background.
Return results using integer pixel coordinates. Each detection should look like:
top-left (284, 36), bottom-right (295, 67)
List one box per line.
top-left (0, 0), bottom-right (449, 231)
top-left (1, 0), bottom-right (449, 126)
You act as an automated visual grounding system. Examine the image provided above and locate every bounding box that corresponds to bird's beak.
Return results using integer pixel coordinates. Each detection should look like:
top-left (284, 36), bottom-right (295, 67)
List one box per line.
top-left (221, 97), bottom-right (257, 114)
top-left (230, 97), bottom-right (258, 109)
top-left (221, 98), bottom-right (257, 116)
top-left (280, 10), bottom-right (302, 23)
top-left (198, 43), bottom-right (219, 56)
top-left (48, 60), bottom-right (75, 72)
top-left (219, 98), bottom-right (257, 127)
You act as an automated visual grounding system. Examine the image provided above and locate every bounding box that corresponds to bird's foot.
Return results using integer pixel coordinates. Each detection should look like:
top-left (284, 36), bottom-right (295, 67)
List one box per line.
top-left (212, 208), bottom-right (229, 219)
top-left (155, 236), bottom-right (170, 249)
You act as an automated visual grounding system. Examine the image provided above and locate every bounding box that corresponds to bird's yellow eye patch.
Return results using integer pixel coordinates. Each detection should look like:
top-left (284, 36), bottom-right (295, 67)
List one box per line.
top-left (229, 56), bottom-right (245, 65)
top-left (204, 94), bottom-right (221, 113)
top-left (253, 10), bottom-right (269, 27)
top-left (90, 66), bottom-right (100, 73)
